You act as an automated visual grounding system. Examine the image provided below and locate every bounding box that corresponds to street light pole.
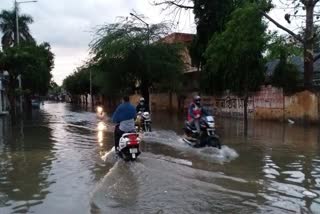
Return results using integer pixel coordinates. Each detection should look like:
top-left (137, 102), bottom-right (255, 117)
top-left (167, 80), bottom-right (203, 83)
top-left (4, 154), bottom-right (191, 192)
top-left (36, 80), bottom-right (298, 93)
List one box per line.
top-left (15, 0), bottom-right (37, 115)
top-left (130, 13), bottom-right (150, 45)
top-left (15, 1), bottom-right (19, 45)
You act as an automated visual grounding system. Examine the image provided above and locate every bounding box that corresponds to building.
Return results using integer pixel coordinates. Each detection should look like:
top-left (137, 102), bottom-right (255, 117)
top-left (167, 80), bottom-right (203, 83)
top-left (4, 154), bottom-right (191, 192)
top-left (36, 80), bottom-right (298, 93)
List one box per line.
top-left (160, 33), bottom-right (199, 91)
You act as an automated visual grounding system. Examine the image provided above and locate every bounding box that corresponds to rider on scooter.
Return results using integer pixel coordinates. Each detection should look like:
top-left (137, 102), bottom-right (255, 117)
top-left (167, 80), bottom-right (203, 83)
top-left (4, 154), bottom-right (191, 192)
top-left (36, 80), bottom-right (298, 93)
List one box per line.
top-left (136, 97), bottom-right (149, 130)
top-left (187, 95), bottom-right (208, 135)
top-left (112, 96), bottom-right (136, 152)
top-left (136, 97), bottom-right (149, 113)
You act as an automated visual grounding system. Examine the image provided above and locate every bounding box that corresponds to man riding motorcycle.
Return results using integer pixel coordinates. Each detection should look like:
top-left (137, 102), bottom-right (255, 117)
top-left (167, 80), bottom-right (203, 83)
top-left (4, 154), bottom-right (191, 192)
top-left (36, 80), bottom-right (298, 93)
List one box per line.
top-left (187, 95), bottom-right (208, 135)
top-left (136, 97), bottom-right (149, 113)
top-left (135, 97), bottom-right (149, 131)
top-left (112, 96), bottom-right (136, 152)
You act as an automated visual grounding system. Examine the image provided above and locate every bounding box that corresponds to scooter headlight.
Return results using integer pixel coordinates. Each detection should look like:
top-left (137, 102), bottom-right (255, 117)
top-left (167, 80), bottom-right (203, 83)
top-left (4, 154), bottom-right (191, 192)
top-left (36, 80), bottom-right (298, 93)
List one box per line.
top-left (97, 106), bottom-right (103, 114)
top-left (208, 123), bottom-right (215, 128)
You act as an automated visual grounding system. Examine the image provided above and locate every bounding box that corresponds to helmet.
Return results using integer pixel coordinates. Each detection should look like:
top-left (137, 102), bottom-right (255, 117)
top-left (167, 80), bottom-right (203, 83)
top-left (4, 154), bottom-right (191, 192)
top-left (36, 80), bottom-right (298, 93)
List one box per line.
top-left (139, 97), bottom-right (145, 105)
top-left (139, 97), bottom-right (145, 102)
top-left (193, 95), bottom-right (201, 105)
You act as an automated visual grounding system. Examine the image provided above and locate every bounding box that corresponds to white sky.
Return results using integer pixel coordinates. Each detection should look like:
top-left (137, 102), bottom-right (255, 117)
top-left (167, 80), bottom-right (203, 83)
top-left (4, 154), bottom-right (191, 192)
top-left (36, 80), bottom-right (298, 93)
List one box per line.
top-left (0, 0), bottom-right (297, 85)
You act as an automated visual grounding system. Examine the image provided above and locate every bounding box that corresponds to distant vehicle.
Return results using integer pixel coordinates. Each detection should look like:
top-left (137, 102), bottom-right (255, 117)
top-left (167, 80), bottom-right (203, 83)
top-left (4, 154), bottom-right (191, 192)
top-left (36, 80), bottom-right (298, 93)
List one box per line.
top-left (31, 96), bottom-right (41, 109)
top-left (96, 106), bottom-right (105, 120)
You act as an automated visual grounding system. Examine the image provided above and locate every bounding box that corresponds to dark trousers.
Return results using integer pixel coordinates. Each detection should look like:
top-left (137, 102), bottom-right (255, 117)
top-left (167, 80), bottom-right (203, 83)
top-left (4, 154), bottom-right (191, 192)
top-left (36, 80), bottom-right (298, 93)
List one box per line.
top-left (189, 118), bottom-right (201, 133)
top-left (114, 125), bottom-right (124, 150)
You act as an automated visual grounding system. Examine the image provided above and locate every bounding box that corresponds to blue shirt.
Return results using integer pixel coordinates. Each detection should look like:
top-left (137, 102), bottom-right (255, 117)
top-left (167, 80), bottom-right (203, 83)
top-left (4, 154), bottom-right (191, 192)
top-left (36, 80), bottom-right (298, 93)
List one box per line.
top-left (112, 102), bottom-right (136, 123)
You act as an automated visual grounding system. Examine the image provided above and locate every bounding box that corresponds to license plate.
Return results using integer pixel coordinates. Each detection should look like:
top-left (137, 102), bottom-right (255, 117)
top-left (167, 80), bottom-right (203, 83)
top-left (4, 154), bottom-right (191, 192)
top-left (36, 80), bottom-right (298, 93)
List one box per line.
top-left (130, 148), bottom-right (138, 153)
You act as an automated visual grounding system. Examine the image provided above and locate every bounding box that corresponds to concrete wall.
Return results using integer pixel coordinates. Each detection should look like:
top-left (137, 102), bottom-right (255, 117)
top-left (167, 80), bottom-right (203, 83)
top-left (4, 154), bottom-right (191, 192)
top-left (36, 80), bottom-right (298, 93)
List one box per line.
top-left (284, 91), bottom-right (318, 123)
top-left (134, 86), bottom-right (320, 123)
top-left (130, 93), bottom-right (179, 111)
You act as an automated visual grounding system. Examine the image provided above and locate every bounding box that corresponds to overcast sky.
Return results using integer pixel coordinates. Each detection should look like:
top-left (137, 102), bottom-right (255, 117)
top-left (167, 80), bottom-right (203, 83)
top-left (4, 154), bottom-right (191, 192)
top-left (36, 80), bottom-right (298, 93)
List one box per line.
top-left (0, 0), bottom-right (293, 85)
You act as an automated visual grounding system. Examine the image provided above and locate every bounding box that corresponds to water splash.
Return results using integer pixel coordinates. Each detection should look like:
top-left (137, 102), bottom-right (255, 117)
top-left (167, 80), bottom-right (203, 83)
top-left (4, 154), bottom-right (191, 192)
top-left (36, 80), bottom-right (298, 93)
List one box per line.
top-left (141, 130), bottom-right (239, 163)
top-left (101, 147), bottom-right (118, 163)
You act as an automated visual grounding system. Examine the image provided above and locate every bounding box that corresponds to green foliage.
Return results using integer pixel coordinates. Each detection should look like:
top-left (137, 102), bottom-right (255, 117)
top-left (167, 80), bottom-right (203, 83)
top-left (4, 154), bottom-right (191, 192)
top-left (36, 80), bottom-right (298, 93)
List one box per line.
top-left (204, 1), bottom-right (267, 95)
top-left (22, 43), bottom-right (54, 95)
top-left (1, 43), bottom-right (54, 96)
top-left (0, 8), bottom-right (34, 48)
top-left (48, 81), bottom-right (61, 95)
top-left (63, 68), bottom-right (90, 96)
top-left (190, 0), bottom-right (237, 68)
top-left (270, 51), bottom-right (300, 93)
top-left (266, 33), bottom-right (302, 60)
top-left (190, 0), bottom-right (272, 69)
top-left (88, 18), bottom-right (184, 98)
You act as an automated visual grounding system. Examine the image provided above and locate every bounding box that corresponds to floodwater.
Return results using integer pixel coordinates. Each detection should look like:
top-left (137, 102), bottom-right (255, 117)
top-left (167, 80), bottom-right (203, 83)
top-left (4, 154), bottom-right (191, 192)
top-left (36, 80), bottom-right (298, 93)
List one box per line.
top-left (0, 102), bottom-right (319, 214)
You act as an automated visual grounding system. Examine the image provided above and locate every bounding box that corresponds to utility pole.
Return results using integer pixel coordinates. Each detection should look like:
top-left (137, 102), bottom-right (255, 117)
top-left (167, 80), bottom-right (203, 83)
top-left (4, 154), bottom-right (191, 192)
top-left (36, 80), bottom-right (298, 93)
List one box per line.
top-left (15, 0), bottom-right (37, 115)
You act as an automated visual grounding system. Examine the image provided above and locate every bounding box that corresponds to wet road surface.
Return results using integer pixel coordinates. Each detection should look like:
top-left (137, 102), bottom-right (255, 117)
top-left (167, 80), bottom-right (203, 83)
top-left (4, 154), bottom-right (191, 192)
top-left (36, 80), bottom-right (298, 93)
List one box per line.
top-left (0, 102), bottom-right (319, 214)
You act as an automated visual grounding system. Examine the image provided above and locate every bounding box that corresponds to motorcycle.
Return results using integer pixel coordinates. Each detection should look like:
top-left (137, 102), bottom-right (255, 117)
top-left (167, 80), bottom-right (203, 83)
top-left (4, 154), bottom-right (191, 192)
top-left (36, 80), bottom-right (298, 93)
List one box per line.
top-left (183, 115), bottom-right (221, 149)
top-left (136, 111), bottom-right (152, 132)
top-left (96, 106), bottom-right (105, 120)
top-left (118, 132), bottom-right (141, 161)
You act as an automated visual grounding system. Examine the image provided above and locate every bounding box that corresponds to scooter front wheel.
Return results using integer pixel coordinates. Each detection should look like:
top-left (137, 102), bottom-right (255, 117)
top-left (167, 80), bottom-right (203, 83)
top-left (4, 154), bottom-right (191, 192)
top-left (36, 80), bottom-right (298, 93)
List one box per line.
top-left (207, 136), bottom-right (221, 149)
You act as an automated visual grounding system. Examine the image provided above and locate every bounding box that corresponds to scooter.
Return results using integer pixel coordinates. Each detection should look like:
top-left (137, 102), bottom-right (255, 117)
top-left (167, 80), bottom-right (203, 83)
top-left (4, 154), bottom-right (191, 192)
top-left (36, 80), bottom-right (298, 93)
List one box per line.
top-left (118, 133), bottom-right (141, 161)
top-left (136, 111), bottom-right (152, 132)
top-left (96, 106), bottom-right (105, 120)
top-left (183, 115), bottom-right (221, 149)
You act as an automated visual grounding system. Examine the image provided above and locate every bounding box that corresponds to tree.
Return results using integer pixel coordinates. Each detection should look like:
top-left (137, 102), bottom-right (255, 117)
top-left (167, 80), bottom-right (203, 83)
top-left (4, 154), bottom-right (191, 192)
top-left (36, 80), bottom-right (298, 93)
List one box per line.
top-left (270, 50), bottom-right (300, 93)
top-left (266, 33), bottom-right (303, 60)
top-left (0, 43), bottom-right (54, 117)
top-left (154, 0), bottom-right (245, 69)
top-left (155, 0), bottom-right (320, 89)
top-left (190, 0), bottom-right (246, 69)
top-left (89, 17), bottom-right (184, 107)
top-left (0, 8), bottom-right (34, 48)
top-left (63, 66), bottom-right (98, 105)
top-left (261, 0), bottom-right (320, 89)
top-left (0, 45), bottom-right (35, 118)
top-left (205, 2), bottom-right (267, 131)
top-left (22, 42), bottom-right (54, 96)
top-left (48, 81), bottom-right (61, 97)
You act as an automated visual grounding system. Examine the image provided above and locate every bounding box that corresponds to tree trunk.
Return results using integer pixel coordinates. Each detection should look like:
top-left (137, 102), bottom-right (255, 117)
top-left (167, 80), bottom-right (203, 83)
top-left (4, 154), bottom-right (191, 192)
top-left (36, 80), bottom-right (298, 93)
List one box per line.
top-left (169, 91), bottom-right (173, 112)
top-left (304, 2), bottom-right (315, 90)
top-left (85, 94), bottom-right (88, 106)
top-left (91, 94), bottom-right (94, 109)
top-left (25, 94), bottom-right (32, 114)
top-left (141, 80), bottom-right (150, 111)
top-left (8, 92), bottom-right (16, 123)
top-left (7, 75), bottom-right (17, 122)
top-left (244, 94), bottom-right (248, 137)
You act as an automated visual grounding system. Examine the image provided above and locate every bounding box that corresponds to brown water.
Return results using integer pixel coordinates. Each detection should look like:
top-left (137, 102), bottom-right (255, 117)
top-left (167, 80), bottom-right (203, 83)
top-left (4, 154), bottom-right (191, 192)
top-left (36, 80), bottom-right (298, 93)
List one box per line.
top-left (0, 102), bottom-right (319, 214)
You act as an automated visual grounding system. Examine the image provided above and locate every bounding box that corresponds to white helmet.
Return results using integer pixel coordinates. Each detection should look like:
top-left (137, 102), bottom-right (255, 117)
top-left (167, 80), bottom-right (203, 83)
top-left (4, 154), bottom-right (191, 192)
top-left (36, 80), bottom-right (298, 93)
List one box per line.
top-left (193, 95), bottom-right (201, 102)
top-left (139, 97), bottom-right (145, 102)
top-left (193, 95), bottom-right (201, 105)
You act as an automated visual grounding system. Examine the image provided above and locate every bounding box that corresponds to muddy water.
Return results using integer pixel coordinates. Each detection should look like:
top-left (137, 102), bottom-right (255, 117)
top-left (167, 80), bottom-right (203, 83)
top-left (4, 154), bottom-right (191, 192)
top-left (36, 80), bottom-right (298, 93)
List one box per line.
top-left (0, 102), bottom-right (319, 214)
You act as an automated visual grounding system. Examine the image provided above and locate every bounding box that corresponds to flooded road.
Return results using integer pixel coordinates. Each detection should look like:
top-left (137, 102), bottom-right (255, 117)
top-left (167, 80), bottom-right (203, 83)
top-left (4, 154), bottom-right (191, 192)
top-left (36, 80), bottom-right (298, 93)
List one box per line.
top-left (0, 102), bottom-right (319, 214)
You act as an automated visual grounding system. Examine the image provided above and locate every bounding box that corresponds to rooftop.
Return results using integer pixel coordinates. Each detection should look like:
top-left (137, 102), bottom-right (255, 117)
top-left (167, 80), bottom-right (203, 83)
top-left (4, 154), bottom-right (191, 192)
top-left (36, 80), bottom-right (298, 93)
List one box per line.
top-left (160, 33), bottom-right (195, 44)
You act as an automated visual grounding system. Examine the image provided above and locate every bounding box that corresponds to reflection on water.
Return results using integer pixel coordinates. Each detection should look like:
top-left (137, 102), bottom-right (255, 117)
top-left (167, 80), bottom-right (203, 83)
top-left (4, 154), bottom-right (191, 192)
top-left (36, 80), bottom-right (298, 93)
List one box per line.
top-left (0, 102), bottom-right (319, 213)
top-left (0, 122), bottom-right (55, 213)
